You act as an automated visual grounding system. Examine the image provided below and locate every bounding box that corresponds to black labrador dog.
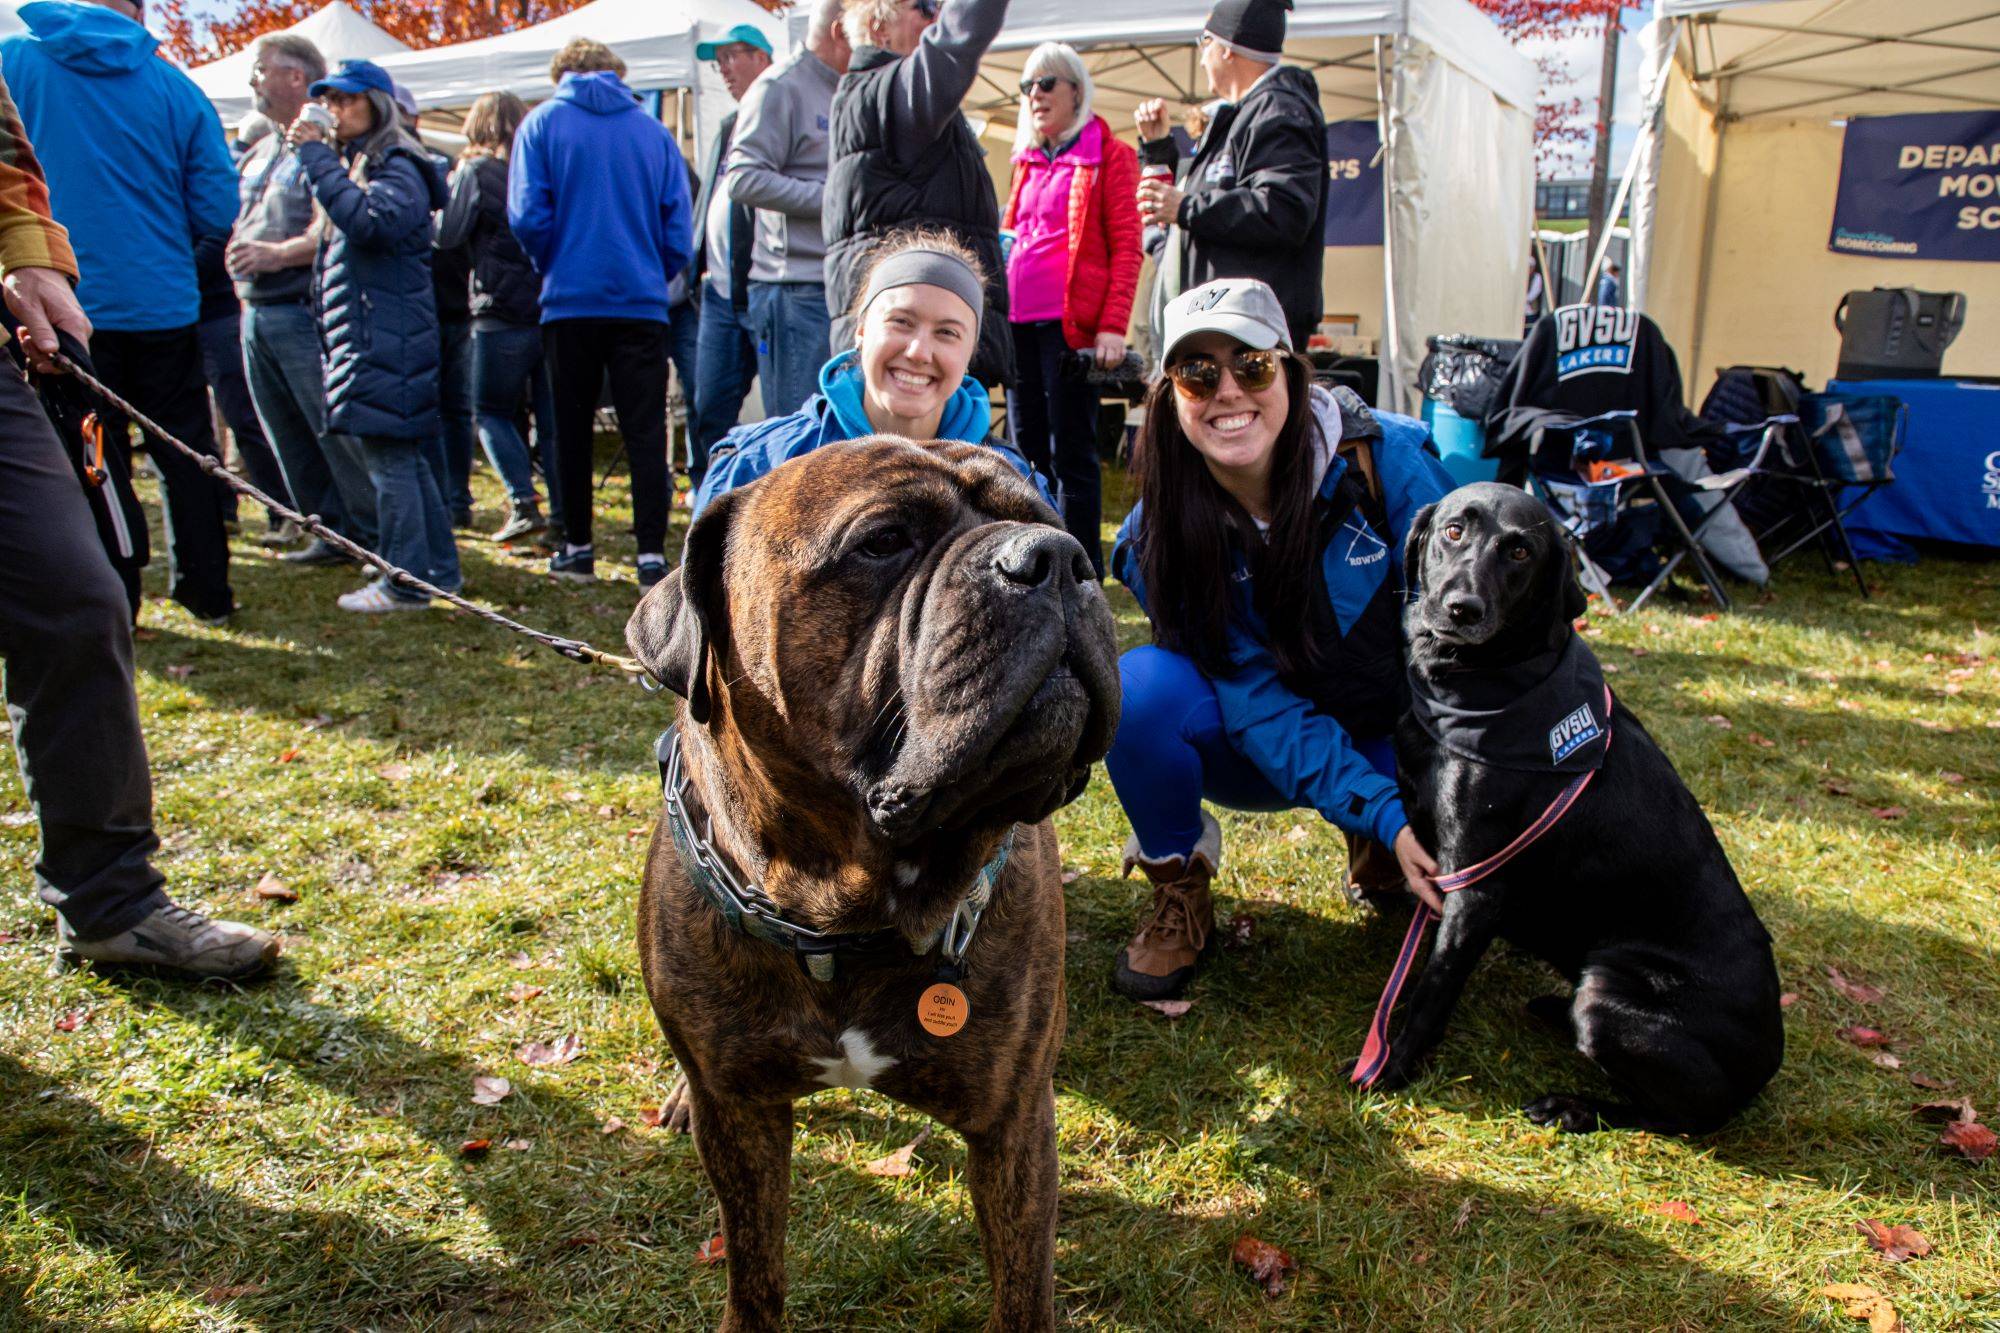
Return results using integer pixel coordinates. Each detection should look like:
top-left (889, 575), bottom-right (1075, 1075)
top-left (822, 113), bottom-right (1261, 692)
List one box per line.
top-left (1371, 482), bottom-right (1783, 1134)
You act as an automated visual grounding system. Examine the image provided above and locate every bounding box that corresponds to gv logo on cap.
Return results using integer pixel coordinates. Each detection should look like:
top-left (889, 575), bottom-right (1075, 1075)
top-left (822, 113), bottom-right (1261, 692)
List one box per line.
top-left (1188, 286), bottom-right (1231, 312)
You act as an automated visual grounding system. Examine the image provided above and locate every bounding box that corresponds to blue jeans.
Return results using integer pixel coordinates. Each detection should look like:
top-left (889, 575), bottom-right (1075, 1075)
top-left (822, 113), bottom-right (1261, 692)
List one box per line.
top-left (691, 282), bottom-right (757, 482)
top-left (349, 434), bottom-right (462, 599)
top-left (199, 312), bottom-right (290, 523)
top-left (472, 322), bottom-right (554, 504)
top-left (747, 280), bottom-right (830, 421)
top-left (667, 294), bottom-right (700, 475)
top-left (1104, 644), bottom-right (1397, 860)
top-left (242, 301), bottom-right (355, 539)
top-left (425, 319), bottom-right (476, 516)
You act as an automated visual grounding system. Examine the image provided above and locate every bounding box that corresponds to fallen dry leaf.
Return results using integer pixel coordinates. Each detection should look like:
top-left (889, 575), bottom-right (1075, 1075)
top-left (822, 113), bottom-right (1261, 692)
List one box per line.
top-left (0, 931), bottom-right (16, 945)
top-left (1141, 999), bottom-right (1193, 1019)
top-left (1825, 966), bottom-right (1885, 1005)
top-left (166, 664), bottom-right (194, 680)
top-left (277, 747), bottom-right (304, 763)
top-left (1748, 732), bottom-right (1777, 748)
top-left (696, 1234), bottom-right (727, 1265)
top-left (1282, 825), bottom-right (1309, 844)
top-left (1231, 1234), bottom-right (1298, 1298)
top-left (1869, 806), bottom-right (1906, 821)
top-left (1840, 1026), bottom-right (1892, 1049)
top-left (502, 1138), bottom-right (533, 1151)
top-left (600, 1117), bottom-right (627, 1135)
top-left (505, 983), bottom-right (545, 1004)
top-left (1451, 1198), bottom-right (1475, 1234)
top-left (1857, 1218), bottom-right (1932, 1263)
top-left (1940, 1120), bottom-right (1997, 1163)
top-left (377, 761), bottom-right (414, 782)
top-left (1060, 867), bottom-right (1082, 884)
top-left (1705, 714), bottom-right (1733, 729)
top-left (1820, 1283), bottom-right (1903, 1333)
top-left (1646, 1200), bottom-right (1699, 1224)
top-left (1912, 1098), bottom-right (1976, 1124)
top-left (1941, 771), bottom-right (1966, 785)
top-left (1870, 1050), bottom-right (1904, 1071)
top-left (251, 872), bottom-right (297, 903)
top-left (1779, 992), bottom-right (1799, 1009)
top-left (459, 1138), bottom-right (492, 1158)
top-left (1908, 1072), bottom-right (1955, 1091)
top-left (863, 1131), bottom-right (930, 1178)
top-left (517, 1034), bottom-right (583, 1067)
top-left (507, 951), bottom-right (535, 969)
top-left (53, 1006), bottom-right (91, 1033)
top-left (637, 1106), bottom-right (666, 1129)
top-left (470, 1075), bottom-right (512, 1105)
top-left (1823, 778), bottom-right (1855, 796)
top-left (1226, 913), bottom-right (1256, 948)
top-left (200, 1283), bottom-right (266, 1304)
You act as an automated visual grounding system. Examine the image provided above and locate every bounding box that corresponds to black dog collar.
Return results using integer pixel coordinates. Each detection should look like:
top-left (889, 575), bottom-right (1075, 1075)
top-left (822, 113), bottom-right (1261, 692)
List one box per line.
top-left (656, 728), bottom-right (1013, 982)
top-left (1409, 633), bottom-right (1612, 775)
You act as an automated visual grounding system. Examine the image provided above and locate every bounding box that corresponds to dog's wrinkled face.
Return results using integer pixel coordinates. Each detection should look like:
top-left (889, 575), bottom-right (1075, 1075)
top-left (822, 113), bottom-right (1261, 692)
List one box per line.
top-left (1403, 482), bottom-right (1584, 656)
top-left (629, 438), bottom-right (1121, 855)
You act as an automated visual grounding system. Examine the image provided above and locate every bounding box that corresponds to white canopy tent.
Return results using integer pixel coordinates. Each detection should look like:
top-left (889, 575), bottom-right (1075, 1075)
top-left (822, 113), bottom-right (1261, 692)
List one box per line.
top-left (190, 2), bottom-right (411, 127)
top-left (977, 0), bottom-right (1537, 412)
top-left (1630, 0), bottom-right (2000, 388)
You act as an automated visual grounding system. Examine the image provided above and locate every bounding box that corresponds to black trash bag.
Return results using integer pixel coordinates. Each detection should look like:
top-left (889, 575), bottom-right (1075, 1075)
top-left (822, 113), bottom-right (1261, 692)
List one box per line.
top-left (1418, 334), bottom-right (1523, 422)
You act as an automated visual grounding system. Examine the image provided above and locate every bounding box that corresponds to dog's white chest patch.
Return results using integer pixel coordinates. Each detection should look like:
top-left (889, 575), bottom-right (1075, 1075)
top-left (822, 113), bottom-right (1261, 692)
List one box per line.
top-left (811, 1028), bottom-right (897, 1090)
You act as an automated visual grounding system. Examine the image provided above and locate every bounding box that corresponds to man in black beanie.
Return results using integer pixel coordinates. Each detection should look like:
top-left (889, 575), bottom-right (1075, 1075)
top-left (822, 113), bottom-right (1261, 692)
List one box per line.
top-left (1136, 0), bottom-right (1328, 349)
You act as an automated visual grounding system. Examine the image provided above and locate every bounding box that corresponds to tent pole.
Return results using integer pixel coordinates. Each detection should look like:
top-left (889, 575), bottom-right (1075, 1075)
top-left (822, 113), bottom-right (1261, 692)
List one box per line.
top-left (1373, 34), bottom-right (1402, 413)
top-left (1686, 77), bottom-right (1730, 399)
top-left (1583, 25), bottom-right (1677, 304)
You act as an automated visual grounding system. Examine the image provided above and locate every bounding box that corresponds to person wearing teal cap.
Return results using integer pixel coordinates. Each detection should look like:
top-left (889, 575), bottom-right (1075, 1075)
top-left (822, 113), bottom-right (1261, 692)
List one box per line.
top-left (694, 22), bottom-right (774, 65)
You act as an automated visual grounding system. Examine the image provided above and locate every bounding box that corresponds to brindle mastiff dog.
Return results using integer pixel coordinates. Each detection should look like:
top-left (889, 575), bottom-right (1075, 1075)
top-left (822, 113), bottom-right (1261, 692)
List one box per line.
top-left (625, 438), bottom-right (1120, 1331)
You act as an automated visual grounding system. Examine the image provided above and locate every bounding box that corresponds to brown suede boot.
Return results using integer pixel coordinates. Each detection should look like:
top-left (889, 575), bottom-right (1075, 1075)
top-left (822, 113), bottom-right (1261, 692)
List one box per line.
top-left (1341, 830), bottom-right (1408, 912)
top-left (1112, 812), bottom-right (1221, 1001)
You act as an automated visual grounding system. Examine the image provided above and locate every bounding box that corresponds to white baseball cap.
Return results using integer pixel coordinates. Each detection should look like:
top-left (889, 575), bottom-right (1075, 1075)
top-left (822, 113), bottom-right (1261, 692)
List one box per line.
top-left (1160, 278), bottom-right (1292, 363)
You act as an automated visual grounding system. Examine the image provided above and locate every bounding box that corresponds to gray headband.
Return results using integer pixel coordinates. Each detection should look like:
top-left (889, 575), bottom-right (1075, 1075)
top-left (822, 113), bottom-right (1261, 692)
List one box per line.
top-left (859, 249), bottom-right (984, 331)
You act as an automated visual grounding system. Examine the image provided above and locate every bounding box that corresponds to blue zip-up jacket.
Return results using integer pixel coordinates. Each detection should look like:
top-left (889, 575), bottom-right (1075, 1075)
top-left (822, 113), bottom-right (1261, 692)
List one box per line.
top-left (1, 1), bottom-right (238, 331)
top-left (693, 348), bottom-right (1051, 515)
top-left (298, 138), bottom-right (448, 440)
top-left (1112, 388), bottom-right (1455, 848)
top-left (508, 70), bottom-right (693, 324)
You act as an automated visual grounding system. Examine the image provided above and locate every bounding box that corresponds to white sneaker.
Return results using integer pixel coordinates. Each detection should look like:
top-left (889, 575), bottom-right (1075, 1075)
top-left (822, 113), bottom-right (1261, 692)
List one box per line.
top-left (338, 582), bottom-right (431, 613)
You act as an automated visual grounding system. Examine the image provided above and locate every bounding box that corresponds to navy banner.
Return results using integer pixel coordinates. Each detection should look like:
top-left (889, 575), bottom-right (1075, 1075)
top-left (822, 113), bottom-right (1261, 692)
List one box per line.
top-left (1830, 110), bottom-right (2000, 262)
top-left (1169, 120), bottom-right (1383, 247)
top-left (1323, 120), bottom-right (1383, 247)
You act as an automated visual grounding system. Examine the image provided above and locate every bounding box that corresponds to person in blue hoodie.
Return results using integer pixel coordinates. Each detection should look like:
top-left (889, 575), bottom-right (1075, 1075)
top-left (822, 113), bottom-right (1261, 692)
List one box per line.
top-left (2, 0), bottom-right (241, 623)
top-left (694, 229), bottom-right (1045, 515)
top-left (287, 59), bottom-right (461, 613)
top-left (1104, 279), bottom-right (1456, 1003)
top-left (508, 38), bottom-right (694, 591)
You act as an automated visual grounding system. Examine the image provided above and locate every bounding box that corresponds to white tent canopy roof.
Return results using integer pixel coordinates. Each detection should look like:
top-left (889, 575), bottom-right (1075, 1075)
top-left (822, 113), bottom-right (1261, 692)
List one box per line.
top-left (1656, 0), bottom-right (2000, 121)
top-left (373, 0), bottom-right (784, 108)
top-left (191, 1), bottom-right (410, 126)
top-left (978, 0), bottom-right (1535, 129)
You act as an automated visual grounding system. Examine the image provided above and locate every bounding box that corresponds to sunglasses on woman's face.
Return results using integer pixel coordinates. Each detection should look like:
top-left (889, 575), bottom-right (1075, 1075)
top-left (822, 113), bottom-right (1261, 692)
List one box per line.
top-left (1166, 347), bottom-right (1284, 401)
top-left (1019, 75), bottom-right (1064, 95)
top-left (908, 0), bottom-right (940, 16)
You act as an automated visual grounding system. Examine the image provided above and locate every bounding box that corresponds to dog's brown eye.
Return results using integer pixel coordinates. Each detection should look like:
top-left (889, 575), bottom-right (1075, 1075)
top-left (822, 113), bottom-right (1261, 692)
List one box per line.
top-left (1443, 524), bottom-right (1465, 542)
top-left (1509, 545), bottom-right (1531, 562)
top-left (857, 526), bottom-right (913, 559)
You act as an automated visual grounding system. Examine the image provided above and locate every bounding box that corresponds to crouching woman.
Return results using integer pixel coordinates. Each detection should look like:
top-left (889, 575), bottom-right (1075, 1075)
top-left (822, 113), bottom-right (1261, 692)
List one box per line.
top-left (1106, 278), bottom-right (1453, 1001)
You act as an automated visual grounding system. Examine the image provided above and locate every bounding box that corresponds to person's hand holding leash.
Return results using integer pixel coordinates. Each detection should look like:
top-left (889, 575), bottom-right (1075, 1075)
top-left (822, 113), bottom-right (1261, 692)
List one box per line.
top-left (1394, 825), bottom-right (1444, 913)
top-left (1093, 331), bottom-right (1126, 370)
top-left (4, 266), bottom-right (90, 373)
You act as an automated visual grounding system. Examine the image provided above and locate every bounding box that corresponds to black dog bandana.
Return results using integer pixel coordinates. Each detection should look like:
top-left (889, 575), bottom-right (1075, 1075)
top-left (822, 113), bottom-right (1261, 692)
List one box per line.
top-left (1409, 632), bottom-right (1611, 774)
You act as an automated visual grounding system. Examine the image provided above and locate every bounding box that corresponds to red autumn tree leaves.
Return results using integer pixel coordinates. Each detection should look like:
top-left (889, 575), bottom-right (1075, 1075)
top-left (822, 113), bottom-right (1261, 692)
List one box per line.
top-left (154, 0), bottom-right (789, 67)
top-left (1467, 0), bottom-right (1643, 173)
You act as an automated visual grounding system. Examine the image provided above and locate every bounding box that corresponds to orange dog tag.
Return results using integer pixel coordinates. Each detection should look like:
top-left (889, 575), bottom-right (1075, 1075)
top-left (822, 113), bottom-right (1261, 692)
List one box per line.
top-left (917, 982), bottom-right (968, 1037)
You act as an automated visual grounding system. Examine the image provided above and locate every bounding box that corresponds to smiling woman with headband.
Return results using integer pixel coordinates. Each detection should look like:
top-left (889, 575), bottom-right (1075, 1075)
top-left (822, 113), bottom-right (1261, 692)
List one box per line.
top-left (692, 229), bottom-right (1047, 512)
top-left (1101, 277), bottom-right (1455, 1003)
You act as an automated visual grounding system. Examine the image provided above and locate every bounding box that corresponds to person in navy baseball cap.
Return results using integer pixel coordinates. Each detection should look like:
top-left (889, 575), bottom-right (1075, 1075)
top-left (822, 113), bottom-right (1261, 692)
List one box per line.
top-left (308, 58), bottom-right (395, 99)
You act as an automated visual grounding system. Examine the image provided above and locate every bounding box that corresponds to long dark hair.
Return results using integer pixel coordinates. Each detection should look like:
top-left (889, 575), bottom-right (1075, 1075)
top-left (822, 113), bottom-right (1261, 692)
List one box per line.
top-left (1133, 353), bottom-right (1329, 680)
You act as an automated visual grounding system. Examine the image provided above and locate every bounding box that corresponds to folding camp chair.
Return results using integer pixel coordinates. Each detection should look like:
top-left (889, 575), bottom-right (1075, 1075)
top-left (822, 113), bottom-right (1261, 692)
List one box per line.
top-left (1528, 408), bottom-right (1770, 613)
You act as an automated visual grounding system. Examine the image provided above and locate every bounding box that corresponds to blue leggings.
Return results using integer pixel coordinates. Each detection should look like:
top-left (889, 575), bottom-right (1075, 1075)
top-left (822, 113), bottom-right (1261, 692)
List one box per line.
top-left (1104, 644), bottom-right (1397, 861)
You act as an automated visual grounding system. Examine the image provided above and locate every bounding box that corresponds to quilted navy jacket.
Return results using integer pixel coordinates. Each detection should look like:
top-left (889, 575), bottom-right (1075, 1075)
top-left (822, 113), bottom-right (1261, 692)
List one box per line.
top-left (299, 138), bottom-right (448, 440)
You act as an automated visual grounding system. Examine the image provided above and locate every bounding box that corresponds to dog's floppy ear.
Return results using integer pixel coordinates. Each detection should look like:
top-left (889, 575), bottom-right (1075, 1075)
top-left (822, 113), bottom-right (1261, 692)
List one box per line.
top-left (1401, 500), bottom-right (1439, 596)
top-left (626, 490), bottom-right (737, 724)
top-left (1550, 528), bottom-right (1588, 629)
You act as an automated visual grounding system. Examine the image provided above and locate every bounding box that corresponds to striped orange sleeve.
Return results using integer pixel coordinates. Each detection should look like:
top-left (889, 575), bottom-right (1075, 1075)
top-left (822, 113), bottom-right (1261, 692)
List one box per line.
top-left (0, 67), bottom-right (77, 278)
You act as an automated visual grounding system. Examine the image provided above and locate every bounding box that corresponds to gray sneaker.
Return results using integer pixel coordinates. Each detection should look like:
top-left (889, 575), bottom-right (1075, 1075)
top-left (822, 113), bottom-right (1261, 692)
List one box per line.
top-left (58, 900), bottom-right (280, 980)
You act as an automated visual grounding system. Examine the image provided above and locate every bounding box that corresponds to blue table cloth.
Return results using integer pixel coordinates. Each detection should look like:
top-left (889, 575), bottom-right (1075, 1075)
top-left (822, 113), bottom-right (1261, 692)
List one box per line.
top-left (1829, 377), bottom-right (2000, 556)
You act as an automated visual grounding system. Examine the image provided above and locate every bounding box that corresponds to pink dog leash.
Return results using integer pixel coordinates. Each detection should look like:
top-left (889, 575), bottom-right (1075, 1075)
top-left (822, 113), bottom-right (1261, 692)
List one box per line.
top-left (1351, 685), bottom-right (1615, 1089)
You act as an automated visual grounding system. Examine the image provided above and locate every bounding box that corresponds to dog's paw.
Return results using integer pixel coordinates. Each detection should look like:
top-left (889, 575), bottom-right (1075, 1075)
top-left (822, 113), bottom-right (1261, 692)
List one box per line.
top-left (660, 1072), bottom-right (694, 1134)
top-left (1522, 1092), bottom-right (1604, 1134)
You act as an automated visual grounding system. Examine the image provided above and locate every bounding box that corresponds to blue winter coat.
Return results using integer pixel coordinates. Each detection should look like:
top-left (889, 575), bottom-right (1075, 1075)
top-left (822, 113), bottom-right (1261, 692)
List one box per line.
top-left (507, 70), bottom-right (694, 325)
top-left (298, 138), bottom-right (448, 440)
top-left (0, 1), bottom-right (238, 331)
top-left (1112, 388), bottom-right (1455, 847)
top-left (693, 348), bottom-right (1050, 515)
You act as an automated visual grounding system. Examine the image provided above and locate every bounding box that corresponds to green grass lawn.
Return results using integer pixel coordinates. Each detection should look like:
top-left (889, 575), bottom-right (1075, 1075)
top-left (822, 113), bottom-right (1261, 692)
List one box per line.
top-left (3, 446), bottom-right (1996, 1330)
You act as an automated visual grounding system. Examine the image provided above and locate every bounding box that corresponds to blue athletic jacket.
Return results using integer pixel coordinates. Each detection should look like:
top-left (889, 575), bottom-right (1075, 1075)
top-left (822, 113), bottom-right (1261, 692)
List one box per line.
top-left (693, 348), bottom-right (1050, 514)
top-left (1112, 387), bottom-right (1455, 847)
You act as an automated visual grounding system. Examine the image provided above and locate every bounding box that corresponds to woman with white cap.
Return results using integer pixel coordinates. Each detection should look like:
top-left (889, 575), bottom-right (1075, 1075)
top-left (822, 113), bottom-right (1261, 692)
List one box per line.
top-left (1104, 277), bottom-right (1454, 1001)
top-left (693, 229), bottom-right (1046, 511)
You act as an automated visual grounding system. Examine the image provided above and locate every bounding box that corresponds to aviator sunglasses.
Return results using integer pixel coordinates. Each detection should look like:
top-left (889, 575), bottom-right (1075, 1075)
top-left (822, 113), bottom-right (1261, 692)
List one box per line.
top-left (1019, 75), bottom-right (1065, 94)
top-left (1166, 347), bottom-right (1284, 401)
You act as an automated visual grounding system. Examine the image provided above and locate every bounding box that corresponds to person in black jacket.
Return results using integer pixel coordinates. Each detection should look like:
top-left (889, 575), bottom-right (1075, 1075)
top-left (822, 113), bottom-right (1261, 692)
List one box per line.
top-left (822, 0), bottom-right (1015, 389)
top-left (1135, 0), bottom-right (1328, 350)
top-left (436, 90), bottom-right (555, 543)
top-left (289, 60), bottom-right (461, 613)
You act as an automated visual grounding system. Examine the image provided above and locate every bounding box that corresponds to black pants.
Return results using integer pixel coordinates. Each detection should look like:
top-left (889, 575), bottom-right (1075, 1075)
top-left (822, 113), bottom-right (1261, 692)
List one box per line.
top-left (1009, 320), bottom-right (1104, 578)
top-left (544, 317), bottom-right (669, 554)
top-left (0, 363), bottom-right (168, 940)
top-left (93, 327), bottom-right (235, 619)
